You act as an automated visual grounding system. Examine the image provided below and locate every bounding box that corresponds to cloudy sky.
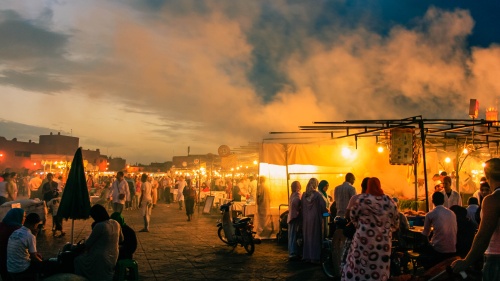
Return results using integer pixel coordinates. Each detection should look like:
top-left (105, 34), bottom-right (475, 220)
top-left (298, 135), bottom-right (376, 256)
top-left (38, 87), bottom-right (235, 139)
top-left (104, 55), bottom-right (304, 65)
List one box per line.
top-left (0, 0), bottom-right (499, 164)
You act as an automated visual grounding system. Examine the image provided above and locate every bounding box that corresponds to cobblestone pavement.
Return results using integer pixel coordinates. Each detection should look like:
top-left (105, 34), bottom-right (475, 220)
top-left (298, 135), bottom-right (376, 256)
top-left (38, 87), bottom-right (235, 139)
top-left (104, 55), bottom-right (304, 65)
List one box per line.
top-left (36, 202), bottom-right (327, 280)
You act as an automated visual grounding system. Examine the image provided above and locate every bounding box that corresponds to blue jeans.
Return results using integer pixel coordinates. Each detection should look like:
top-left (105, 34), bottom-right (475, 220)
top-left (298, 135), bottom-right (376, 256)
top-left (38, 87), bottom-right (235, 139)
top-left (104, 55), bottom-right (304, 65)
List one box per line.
top-left (112, 202), bottom-right (124, 213)
top-left (288, 220), bottom-right (300, 257)
top-left (483, 255), bottom-right (500, 281)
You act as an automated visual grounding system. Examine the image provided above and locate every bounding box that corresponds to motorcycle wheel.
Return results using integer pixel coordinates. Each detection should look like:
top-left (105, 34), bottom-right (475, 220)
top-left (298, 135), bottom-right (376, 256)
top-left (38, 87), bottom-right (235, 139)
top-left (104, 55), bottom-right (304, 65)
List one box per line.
top-left (244, 238), bottom-right (255, 255)
top-left (218, 226), bottom-right (229, 244)
top-left (321, 242), bottom-right (335, 279)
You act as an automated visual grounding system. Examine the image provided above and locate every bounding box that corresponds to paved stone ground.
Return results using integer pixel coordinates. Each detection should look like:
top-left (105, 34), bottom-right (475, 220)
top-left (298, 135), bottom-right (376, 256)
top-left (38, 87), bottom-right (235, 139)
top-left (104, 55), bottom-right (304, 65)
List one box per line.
top-left (36, 202), bottom-right (327, 280)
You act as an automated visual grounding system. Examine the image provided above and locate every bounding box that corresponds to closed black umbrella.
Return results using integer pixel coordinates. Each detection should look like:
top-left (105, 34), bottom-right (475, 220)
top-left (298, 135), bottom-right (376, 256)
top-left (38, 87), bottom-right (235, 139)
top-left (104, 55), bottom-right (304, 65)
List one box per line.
top-left (58, 147), bottom-right (91, 243)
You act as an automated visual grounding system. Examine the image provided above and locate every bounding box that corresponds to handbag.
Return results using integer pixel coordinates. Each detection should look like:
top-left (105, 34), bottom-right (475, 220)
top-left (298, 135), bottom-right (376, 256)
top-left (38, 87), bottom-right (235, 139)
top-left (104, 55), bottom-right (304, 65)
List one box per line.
top-left (343, 221), bottom-right (356, 239)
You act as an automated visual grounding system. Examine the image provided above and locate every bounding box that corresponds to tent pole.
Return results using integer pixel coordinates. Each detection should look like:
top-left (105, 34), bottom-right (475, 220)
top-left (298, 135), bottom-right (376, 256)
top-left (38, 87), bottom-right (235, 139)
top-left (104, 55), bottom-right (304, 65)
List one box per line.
top-left (419, 119), bottom-right (430, 212)
top-left (71, 219), bottom-right (75, 244)
top-left (285, 144), bottom-right (290, 200)
top-left (414, 161), bottom-right (418, 206)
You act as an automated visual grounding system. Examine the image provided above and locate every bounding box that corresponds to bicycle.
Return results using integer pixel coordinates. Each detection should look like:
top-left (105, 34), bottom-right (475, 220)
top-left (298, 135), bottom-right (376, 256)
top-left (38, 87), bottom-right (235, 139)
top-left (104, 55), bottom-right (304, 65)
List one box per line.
top-left (320, 212), bottom-right (336, 279)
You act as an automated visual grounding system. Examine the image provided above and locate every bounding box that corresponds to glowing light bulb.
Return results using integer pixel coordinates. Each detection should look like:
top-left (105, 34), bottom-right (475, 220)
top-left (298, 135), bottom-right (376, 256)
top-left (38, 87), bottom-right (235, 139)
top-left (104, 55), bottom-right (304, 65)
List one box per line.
top-left (482, 162), bottom-right (486, 167)
top-left (463, 148), bottom-right (468, 154)
top-left (377, 146), bottom-right (384, 153)
top-left (341, 147), bottom-right (352, 158)
top-left (445, 157), bottom-right (451, 163)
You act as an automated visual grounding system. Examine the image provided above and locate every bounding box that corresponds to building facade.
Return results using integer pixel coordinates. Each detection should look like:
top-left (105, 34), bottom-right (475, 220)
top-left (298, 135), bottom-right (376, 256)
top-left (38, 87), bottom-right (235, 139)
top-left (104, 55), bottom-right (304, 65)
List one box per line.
top-left (0, 133), bottom-right (125, 174)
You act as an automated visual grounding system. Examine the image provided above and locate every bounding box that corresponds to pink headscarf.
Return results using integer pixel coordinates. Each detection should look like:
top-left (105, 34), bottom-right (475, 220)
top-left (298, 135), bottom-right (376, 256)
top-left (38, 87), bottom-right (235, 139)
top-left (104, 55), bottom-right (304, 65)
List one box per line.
top-left (367, 177), bottom-right (384, 196)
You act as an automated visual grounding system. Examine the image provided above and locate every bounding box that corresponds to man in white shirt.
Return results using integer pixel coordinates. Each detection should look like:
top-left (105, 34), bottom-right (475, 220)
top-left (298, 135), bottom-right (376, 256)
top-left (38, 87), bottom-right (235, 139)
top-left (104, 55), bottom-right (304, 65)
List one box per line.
top-left (421, 192), bottom-right (457, 268)
top-left (108, 171), bottom-right (130, 214)
top-left (440, 176), bottom-right (462, 208)
top-left (7, 213), bottom-right (43, 279)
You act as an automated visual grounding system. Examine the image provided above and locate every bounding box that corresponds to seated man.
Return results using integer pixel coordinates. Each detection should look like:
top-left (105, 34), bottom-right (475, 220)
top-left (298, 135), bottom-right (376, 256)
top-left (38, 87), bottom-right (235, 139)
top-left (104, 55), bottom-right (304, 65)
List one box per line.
top-left (110, 212), bottom-right (137, 260)
top-left (421, 192), bottom-right (458, 268)
top-left (7, 213), bottom-right (43, 280)
top-left (450, 205), bottom-right (476, 258)
top-left (392, 197), bottom-right (411, 249)
top-left (466, 197), bottom-right (479, 228)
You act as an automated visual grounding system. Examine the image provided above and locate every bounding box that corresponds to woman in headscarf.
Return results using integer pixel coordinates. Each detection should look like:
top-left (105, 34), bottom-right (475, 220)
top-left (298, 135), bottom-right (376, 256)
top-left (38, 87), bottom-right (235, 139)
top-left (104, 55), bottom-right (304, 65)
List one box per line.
top-left (301, 178), bottom-right (326, 264)
top-left (342, 177), bottom-right (399, 281)
top-left (318, 180), bottom-right (331, 236)
top-left (110, 212), bottom-right (137, 260)
top-left (0, 208), bottom-right (25, 281)
top-left (74, 204), bottom-right (123, 281)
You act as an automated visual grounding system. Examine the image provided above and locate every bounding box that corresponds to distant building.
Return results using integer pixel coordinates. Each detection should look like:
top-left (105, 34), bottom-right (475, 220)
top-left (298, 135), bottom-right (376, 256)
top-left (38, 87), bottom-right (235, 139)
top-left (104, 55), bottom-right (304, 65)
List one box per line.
top-left (39, 132), bottom-right (79, 155)
top-left (0, 137), bottom-right (40, 172)
top-left (108, 157), bottom-right (127, 172)
top-left (0, 132), bottom-right (124, 174)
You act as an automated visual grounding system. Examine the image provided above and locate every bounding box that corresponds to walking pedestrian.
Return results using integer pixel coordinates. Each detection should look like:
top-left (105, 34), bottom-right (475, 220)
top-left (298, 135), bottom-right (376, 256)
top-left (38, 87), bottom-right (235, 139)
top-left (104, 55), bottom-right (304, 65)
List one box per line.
top-left (183, 179), bottom-right (197, 221)
top-left (139, 173), bottom-right (153, 232)
top-left (288, 181), bottom-right (302, 260)
top-left (176, 176), bottom-right (186, 210)
top-left (108, 172), bottom-right (130, 214)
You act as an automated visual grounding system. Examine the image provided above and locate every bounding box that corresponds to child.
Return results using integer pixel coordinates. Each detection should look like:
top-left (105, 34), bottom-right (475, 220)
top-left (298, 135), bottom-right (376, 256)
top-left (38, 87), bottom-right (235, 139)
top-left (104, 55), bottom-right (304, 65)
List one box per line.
top-left (48, 196), bottom-right (65, 237)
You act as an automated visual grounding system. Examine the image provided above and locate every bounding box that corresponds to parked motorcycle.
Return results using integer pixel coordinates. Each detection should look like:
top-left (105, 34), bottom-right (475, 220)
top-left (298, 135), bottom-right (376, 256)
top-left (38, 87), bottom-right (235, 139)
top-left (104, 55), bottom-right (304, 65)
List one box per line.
top-left (217, 200), bottom-right (260, 254)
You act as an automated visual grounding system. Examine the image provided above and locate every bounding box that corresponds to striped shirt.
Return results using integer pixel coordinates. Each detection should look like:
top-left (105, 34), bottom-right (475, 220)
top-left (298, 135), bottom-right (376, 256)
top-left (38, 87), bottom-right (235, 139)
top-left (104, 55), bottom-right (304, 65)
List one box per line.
top-left (334, 181), bottom-right (356, 217)
top-left (7, 226), bottom-right (36, 273)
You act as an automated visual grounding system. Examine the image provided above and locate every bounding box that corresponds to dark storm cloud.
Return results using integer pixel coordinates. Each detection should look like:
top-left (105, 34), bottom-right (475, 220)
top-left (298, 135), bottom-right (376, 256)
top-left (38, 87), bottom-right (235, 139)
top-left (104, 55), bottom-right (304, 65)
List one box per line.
top-left (0, 119), bottom-right (56, 142)
top-left (0, 10), bottom-right (69, 60)
top-left (0, 9), bottom-right (71, 93)
top-left (0, 69), bottom-right (71, 93)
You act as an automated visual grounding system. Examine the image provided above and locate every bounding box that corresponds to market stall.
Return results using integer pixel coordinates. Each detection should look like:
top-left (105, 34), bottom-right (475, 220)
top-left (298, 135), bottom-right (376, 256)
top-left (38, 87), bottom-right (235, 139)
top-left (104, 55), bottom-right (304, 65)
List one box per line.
top-left (255, 115), bottom-right (500, 238)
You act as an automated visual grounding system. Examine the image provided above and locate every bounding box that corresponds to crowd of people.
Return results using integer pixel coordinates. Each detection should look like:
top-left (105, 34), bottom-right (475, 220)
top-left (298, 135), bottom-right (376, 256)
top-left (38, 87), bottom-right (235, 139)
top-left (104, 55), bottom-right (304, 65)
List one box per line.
top-left (285, 159), bottom-right (500, 281)
top-left (2, 157), bottom-right (500, 280)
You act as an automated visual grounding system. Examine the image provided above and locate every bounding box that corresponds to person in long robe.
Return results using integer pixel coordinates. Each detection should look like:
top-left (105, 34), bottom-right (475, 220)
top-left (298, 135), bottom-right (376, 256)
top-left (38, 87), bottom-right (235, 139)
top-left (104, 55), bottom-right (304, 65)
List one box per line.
top-left (257, 176), bottom-right (271, 236)
top-left (342, 177), bottom-right (399, 281)
top-left (301, 178), bottom-right (326, 263)
top-left (74, 204), bottom-right (123, 281)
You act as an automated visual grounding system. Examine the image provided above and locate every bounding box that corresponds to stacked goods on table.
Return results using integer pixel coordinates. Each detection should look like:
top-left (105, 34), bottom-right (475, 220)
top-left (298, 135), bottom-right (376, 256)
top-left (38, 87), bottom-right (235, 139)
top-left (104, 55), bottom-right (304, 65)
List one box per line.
top-left (403, 209), bottom-right (427, 217)
top-left (403, 209), bottom-right (426, 226)
top-left (0, 199), bottom-right (48, 221)
top-left (398, 199), bottom-right (427, 212)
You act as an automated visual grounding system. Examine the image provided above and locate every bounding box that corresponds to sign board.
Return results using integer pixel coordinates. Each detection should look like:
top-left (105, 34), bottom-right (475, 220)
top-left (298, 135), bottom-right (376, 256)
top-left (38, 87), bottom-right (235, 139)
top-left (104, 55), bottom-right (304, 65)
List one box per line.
top-left (389, 128), bottom-right (415, 165)
top-left (203, 196), bottom-right (215, 214)
top-left (218, 145), bottom-right (231, 157)
top-left (469, 99), bottom-right (479, 118)
top-left (11, 203), bottom-right (21, 209)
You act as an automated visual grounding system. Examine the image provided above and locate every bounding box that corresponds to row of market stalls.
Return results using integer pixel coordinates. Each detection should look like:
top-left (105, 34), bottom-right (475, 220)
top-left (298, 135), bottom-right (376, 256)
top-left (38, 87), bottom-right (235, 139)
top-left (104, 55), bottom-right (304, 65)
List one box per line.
top-left (254, 115), bottom-right (500, 238)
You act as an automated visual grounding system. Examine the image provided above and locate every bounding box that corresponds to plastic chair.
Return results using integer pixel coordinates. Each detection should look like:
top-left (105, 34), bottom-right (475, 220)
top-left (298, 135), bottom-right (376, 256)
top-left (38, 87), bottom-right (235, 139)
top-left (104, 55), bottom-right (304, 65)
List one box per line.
top-left (115, 259), bottom-right (139, 281)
